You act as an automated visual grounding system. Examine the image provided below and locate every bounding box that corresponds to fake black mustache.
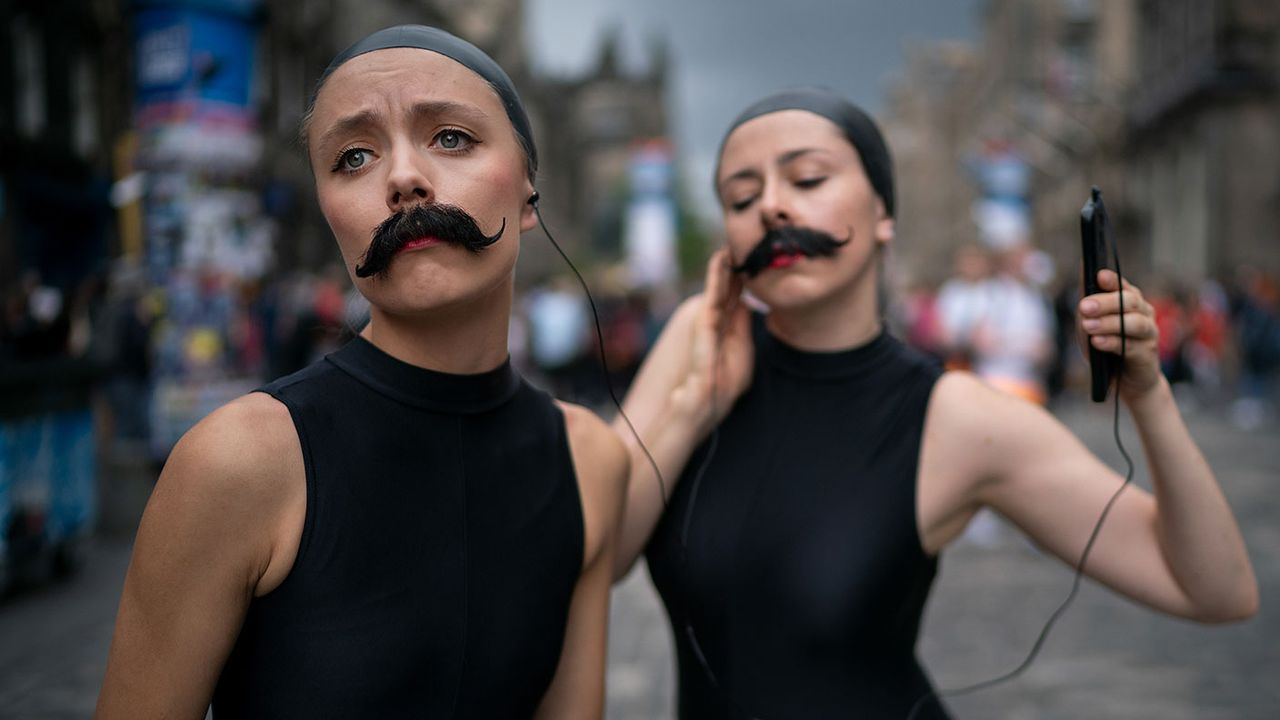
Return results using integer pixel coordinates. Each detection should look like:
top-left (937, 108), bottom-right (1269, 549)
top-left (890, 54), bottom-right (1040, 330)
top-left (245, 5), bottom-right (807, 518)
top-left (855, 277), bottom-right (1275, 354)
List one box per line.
top-left (729, 225), bottom-right (851, 278)
top-left (354, 204), bottom-right (506, 279)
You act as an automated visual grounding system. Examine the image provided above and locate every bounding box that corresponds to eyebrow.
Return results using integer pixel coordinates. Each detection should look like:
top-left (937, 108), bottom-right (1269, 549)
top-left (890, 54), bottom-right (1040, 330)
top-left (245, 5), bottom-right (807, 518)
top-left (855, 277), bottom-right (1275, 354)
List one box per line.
top-left (718, 147), bottom-right (830, 191)
top-left (315, 100), bottom-right (492, 152)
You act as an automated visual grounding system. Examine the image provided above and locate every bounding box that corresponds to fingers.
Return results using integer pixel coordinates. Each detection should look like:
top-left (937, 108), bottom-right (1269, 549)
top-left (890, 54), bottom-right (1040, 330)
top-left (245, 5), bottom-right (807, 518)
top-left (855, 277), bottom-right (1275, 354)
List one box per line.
top-left (1080, 311), bottom-right (1156, 340)
top-left (1080, 276), bottom-right (1148, 318)
top-left (1095, 268), bottom-right (1136, 291)
top-left (1089, 333), bottom-right (1140, 353)
top-left (704, 247), bottom-right (746, 326)
top-left (724, 275), bottom-right (750, 333)
top-left (1080, 271), bottom-right (1158, 362)
top-left (704, 248), bottom-right (733, 308)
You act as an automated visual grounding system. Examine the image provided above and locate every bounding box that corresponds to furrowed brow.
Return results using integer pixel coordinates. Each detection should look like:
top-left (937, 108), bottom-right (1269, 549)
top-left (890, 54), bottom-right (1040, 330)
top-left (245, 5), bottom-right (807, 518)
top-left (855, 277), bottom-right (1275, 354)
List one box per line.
top-left (315, 109), bottom-right (385, 153)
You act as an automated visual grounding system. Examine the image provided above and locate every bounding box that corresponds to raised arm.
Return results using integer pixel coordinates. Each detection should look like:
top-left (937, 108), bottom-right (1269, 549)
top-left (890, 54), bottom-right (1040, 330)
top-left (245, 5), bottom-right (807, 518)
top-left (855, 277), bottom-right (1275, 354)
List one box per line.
top-left (96, 395), bottom-right (305, 719)
top-left (611, 249), bottom-right (753, 580)
top-left (535, 403), bottom-right (630, 720)
top-left (920, 270), bottom-right (1257, 623)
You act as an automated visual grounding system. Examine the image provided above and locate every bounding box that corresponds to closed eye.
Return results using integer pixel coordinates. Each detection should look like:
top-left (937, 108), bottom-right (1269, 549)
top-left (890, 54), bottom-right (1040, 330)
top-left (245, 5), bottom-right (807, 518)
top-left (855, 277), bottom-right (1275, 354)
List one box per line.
top-left (794, 177), bottom-right (826, 189)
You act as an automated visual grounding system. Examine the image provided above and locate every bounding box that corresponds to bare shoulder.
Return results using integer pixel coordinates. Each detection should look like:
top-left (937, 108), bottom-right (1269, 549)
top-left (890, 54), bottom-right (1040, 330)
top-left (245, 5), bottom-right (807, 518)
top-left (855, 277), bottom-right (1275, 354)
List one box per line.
top-left (928, 369), bottom-right (1004, 412)
top-left (921, 369), bottom-right (1082, 496)
top-left (165, 391), bottom-right (301, 496)
top-left (143, 391), bottom-right (306, 595)
top-left (556, 401), bottom-right (630, 566)
top-left (557, 401), bottom-right (629, 493)
top-left (925, 370), bottom-right (1055, 445)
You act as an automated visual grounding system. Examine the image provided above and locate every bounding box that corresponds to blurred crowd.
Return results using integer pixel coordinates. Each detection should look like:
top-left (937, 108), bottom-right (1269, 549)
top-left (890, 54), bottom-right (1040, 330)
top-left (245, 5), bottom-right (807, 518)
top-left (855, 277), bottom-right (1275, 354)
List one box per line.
top-left (895, 244), bottom-right (1280, 429)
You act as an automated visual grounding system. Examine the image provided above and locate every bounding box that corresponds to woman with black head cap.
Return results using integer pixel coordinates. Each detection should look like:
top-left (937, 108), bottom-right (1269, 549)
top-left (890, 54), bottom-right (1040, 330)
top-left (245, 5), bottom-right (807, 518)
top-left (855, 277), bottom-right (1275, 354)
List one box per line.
top-left (612, 88), bottom-right (1257, 718)
top-left (97, 26), bottom-right (626, 719)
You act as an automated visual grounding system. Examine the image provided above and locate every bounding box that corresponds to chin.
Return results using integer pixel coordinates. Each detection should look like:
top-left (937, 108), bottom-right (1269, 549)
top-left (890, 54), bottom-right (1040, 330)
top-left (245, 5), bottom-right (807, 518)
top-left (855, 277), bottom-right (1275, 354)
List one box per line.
top-left (746, 269), bottom-right (835, 310)
top-left (374, 265), bottom-right (514, 318)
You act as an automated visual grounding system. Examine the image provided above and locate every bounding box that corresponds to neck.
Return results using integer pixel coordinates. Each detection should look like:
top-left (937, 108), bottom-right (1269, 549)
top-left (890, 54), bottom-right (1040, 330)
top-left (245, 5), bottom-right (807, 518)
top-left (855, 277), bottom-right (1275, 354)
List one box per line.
top-left (765, 266), bottom-right (882, 351)
top-left (360, 285), bottom-right (513, 374)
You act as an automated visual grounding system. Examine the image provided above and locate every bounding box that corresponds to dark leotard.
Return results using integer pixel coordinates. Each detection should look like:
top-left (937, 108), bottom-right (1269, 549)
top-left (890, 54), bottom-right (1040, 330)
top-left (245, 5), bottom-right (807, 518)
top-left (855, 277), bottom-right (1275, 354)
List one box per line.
top-left (212, 336), bottom-right (583, 719)
top-left (646, 313), bottom-right (948, 719)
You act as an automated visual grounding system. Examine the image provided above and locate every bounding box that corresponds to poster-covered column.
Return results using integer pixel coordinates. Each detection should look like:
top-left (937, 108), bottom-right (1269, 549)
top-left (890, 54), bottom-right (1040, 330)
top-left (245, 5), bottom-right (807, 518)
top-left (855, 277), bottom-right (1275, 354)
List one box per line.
top-left (131, 0), bottom-right (274, 460)
top-left (623, 139), bottom-right (678, 291)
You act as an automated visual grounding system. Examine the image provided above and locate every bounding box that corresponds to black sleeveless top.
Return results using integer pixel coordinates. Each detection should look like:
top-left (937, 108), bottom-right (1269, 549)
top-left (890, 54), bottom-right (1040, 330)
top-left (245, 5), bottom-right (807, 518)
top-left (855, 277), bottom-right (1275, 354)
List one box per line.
top-left (212, 336), bottom-right (584, 719)
top-left (646, 314), bottom-right (947, 719)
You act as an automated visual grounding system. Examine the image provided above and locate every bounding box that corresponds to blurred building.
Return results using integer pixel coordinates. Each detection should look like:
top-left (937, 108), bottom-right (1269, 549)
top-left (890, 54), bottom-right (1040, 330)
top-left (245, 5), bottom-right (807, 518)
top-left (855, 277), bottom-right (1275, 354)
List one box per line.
top-left (1128, 0), bottom-right (1280, 280)
top-left (1019, 0), bottom-right (1140, 277)
top-left (0, 0), bottom-right (131, 291)
top-left (883, 42), bottom-right (982, 286)
top-left (884, 0), bottom-right (1279, 286)
top-left (522, 29), bottom-right (671, 282)
top-left (884, 0), bottom-right (1140, 286)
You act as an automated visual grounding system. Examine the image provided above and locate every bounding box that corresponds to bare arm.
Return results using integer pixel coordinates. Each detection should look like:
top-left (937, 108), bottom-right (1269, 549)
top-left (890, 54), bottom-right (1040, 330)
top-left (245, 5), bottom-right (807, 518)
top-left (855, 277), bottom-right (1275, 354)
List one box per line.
top-left (921, 271), bottom-right (1257, 623)
top-left (611, 250), bottom-right (753, 580)
top-left (534, 404), bottom-right (630, 719)
top-left (96, 395), bottom-right (305, 718)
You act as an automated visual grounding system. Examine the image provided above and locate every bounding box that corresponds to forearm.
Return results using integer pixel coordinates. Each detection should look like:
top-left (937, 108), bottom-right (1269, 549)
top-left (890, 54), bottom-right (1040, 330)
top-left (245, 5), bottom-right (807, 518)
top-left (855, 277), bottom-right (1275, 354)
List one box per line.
top-left (1127, 377), bottom-right (1258, 620)
top-left (612, 405), bottom-right (707, 580)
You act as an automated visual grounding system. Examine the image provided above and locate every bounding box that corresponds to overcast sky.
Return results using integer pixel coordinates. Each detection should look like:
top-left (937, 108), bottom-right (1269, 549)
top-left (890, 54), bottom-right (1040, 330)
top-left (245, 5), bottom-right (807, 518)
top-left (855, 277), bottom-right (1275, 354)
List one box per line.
top-left (526, 0), bottom-right (985, 216)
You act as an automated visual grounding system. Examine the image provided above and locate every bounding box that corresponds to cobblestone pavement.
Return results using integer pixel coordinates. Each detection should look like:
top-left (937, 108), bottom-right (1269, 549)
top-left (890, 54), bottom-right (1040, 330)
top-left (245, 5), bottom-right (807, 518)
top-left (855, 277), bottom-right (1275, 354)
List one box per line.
top-left (0, 398), bottom-right (1274, 719)
top-left (605, 397), bottom-right (1280, 719)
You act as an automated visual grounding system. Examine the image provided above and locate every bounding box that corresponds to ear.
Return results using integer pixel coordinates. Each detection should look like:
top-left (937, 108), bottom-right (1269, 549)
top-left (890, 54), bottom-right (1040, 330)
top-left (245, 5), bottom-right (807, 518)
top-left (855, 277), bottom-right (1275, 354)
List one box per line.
top-left (873, 199), bottom-right (895, 246)
top-left (519, 179), bottom-right (538, 233)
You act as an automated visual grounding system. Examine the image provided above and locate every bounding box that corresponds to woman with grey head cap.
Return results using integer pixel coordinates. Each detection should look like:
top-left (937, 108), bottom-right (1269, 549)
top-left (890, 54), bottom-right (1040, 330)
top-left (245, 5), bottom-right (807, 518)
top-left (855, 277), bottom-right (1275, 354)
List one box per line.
top-left (97, 25), bottom-right (626, 719)
top-left (611, 88), bottom-right (1256, 718)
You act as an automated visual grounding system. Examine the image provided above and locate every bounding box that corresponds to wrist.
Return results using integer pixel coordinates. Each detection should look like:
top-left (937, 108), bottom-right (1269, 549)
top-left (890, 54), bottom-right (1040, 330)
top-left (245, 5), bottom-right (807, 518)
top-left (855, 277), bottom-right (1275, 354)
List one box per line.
top-left (665, 384), bottom-right (720, 440)
top-left (1122, 373), bottom-right (1173, 417)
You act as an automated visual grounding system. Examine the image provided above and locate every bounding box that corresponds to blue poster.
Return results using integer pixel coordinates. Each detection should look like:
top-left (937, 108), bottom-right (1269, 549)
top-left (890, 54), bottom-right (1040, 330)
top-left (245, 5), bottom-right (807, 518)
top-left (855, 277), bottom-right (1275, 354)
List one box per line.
top-left (132, 0), bottom-right (262, 123)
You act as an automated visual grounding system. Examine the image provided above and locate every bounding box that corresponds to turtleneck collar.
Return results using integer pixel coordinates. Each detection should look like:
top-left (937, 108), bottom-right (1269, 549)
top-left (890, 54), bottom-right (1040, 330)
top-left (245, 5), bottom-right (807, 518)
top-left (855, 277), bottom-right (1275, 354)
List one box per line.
top-left (754, 312), bottom-right (897, 382)
top-left (326, 334), bottom-right (521, 414)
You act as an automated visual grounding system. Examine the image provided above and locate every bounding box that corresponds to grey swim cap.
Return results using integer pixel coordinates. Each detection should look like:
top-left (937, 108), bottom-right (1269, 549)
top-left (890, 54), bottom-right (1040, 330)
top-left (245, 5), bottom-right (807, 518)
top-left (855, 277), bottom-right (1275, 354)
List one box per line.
top-left (719, 87), bottom-right (894, 216)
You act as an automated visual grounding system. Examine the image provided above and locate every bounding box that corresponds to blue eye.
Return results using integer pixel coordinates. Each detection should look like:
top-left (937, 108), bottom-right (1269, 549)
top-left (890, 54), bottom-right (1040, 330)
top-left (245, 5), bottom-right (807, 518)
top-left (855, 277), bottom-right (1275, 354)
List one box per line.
top-left (334, 148), bottom-right (369, 173)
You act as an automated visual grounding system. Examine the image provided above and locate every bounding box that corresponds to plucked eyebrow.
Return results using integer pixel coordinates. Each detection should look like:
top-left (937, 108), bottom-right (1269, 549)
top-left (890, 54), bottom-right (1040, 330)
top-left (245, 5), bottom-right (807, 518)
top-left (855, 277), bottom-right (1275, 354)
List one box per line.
top-left (718, 147), bottom-right (831, 192)
top-left (314, 100), bottom-right (492, 153)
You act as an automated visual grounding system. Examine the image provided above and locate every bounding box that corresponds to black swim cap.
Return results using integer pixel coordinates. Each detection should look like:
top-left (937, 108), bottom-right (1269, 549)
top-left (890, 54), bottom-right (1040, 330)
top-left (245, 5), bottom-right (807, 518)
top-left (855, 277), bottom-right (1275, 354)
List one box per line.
top-left (313, 24), bottom-right (537, 173)
top-left (718, 88), bottom-right (894, 216)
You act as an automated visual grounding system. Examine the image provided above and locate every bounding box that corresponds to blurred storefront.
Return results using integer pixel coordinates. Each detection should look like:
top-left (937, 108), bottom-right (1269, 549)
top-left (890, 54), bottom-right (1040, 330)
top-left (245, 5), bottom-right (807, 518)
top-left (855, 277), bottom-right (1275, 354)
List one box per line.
top-left (129, 0), bottom-right (274, 459)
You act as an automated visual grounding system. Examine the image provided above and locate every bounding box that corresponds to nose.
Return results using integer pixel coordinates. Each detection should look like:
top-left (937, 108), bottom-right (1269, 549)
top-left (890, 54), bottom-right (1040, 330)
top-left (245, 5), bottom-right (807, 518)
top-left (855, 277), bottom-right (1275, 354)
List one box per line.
top-left (757, 179), bottom-right (793, 230)
top-left (385, 143), bottom-right (435, 213)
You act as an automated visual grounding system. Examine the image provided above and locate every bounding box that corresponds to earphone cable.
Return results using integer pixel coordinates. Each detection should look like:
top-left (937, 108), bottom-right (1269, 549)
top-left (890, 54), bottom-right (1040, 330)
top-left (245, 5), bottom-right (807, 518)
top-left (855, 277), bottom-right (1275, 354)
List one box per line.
top-left (532, 201), bottom-right (669, 506)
